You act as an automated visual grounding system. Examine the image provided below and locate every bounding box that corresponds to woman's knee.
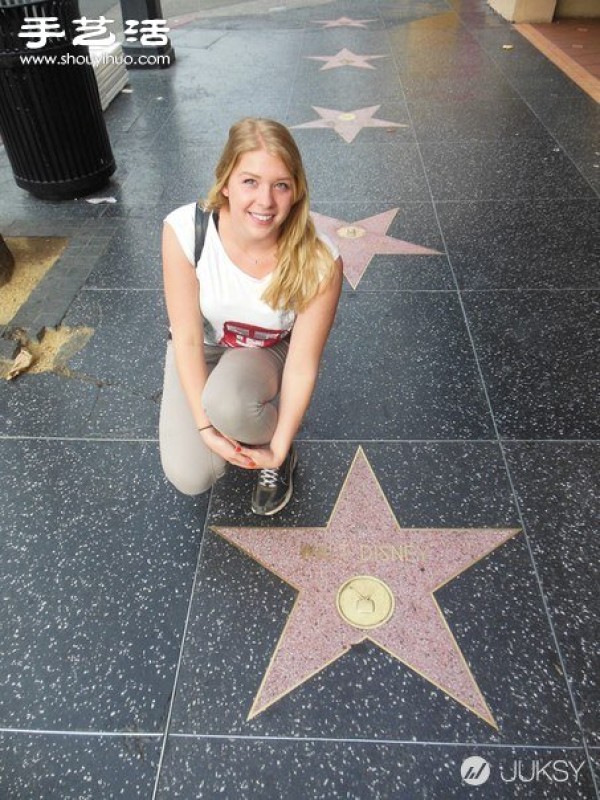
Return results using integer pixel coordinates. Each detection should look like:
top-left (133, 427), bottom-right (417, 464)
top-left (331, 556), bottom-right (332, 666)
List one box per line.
top-left (160, 453), bottom-right (223, 496)
top-left (203, 387), bottom-right (277, 444)
top-left (203, 379), bottom-right (253, 432)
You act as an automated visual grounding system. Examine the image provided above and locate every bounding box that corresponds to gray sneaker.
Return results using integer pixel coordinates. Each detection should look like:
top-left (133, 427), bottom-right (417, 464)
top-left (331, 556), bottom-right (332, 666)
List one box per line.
top-left (251, 445), bottom-right (298, 516)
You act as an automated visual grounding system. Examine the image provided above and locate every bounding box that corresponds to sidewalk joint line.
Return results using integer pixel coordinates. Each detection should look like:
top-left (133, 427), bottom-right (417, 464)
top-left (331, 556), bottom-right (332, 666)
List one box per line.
top-left (167, 732), bottom-right (587, 750)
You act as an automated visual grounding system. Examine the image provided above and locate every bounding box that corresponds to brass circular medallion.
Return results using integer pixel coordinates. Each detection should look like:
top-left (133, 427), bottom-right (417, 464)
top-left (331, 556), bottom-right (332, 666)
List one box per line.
top-left (336, 225), bottom-right (367, 239)
top-left (337, 112), bottom-right (356, 121)
top-left (336, 575), bottom-right (395, 629)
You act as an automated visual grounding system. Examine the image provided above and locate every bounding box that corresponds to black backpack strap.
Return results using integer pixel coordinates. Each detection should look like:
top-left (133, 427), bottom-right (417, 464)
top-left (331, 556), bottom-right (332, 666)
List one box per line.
top-left (194, 201), bottom-right (211, 265)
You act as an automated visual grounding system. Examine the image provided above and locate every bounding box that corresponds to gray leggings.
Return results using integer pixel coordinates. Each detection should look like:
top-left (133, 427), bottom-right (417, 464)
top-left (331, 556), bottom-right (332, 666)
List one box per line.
top-left (159, 339), bottom-right (289, 496)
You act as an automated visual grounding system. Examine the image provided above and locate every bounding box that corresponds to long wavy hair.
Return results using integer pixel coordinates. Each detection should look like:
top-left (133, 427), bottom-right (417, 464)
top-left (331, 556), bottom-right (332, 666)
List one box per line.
top-left (204, 118), bottom-right (336, 312)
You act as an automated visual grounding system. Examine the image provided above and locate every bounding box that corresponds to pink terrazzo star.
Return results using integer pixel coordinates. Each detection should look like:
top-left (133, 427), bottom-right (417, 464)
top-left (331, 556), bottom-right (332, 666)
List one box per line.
top-left (311, 17), bottom-right (377, 28)
top-left (306, 48), bottom-right (388, 70)
top-left (291, 105), bottom-right (408, 145)
top-left (214, 448), bottom-right (520, 726)
top-left (311, 208), bottom-right (441, 288)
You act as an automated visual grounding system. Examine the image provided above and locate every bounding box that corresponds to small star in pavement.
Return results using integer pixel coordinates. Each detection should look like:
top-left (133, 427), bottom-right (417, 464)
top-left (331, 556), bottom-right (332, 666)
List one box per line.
top-left (292, 105), bottom-right (408, 144)
top-left (311, 17), bottom-right (377, 28)
top-left (312, 208), bottom-right (441, 288)
top-left (306, 48), bottom-right (388, 70)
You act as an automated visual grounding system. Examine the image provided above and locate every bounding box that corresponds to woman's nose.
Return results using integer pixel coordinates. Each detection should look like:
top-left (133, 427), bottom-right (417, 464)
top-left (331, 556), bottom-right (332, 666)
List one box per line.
top-left (258, 183), bottom-right (274, 207)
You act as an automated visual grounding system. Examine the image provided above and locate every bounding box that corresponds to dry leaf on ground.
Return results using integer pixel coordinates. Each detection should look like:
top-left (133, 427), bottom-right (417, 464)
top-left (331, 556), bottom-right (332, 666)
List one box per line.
top-left (6, 348), bottom-right (34, 380)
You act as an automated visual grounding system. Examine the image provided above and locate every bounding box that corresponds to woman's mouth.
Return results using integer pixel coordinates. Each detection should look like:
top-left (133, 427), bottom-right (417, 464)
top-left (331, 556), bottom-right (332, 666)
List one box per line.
top-left (248, 211), bottom-right (275, 224)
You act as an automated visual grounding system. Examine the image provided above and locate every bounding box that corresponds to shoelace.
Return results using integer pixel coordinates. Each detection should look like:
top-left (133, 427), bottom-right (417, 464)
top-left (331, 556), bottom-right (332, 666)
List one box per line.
top-left (258, 467), bottom-right (280, 488)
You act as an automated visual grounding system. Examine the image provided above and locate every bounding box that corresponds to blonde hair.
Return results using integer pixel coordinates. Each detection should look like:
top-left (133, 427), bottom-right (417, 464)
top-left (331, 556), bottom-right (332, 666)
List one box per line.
top-left (204, 118), bottom-right (336, 313)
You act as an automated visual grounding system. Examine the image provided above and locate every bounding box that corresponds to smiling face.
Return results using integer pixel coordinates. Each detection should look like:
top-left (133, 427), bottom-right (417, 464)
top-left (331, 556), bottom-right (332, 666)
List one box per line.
top-left (221, 148), bottom-right (295, 245)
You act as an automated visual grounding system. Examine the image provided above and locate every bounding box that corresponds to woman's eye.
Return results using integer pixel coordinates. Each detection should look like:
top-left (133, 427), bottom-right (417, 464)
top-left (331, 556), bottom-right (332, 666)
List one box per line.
top-left (275, 182), bottom-right (291, 191)
top-left (243, 178), bottom-right (257, 186)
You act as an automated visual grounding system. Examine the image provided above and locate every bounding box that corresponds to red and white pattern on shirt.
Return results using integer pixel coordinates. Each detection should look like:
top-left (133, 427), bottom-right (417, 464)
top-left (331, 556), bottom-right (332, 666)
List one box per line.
top-left (220, 321), bottom-right (289, 348)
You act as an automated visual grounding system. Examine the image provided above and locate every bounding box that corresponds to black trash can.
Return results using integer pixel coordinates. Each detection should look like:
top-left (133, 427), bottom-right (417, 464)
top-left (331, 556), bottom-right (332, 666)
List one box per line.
top-left (0, 0), bottom-right (116, 200)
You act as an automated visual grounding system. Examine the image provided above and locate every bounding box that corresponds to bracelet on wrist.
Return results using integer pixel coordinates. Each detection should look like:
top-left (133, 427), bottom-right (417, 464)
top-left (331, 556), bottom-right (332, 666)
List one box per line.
top-left (198, 424), bottom-right (213, 432)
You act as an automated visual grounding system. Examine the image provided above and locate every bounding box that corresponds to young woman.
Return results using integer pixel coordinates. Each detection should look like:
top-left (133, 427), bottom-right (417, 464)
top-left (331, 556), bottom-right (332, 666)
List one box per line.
top-left (159, 118), bottom-right (343, 515)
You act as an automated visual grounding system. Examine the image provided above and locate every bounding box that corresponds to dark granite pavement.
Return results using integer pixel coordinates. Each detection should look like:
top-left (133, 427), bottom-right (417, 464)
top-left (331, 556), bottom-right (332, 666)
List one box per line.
top-left (0, 0), bottom-right (598, 797)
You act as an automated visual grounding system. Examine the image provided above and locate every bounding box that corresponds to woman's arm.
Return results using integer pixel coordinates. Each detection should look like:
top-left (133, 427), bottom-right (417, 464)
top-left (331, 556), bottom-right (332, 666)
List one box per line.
top-left (162, 222), bottom-right (211, 429)
top-left (239, 256), bottom-right (343, 468)
top-left (162, 222), bottom-right (254, 468)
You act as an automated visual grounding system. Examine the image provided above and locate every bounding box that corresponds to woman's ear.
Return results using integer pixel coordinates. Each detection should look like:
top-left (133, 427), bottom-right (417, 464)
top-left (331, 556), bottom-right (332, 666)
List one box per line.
top-left (222, 186), bottom-right (229, 198)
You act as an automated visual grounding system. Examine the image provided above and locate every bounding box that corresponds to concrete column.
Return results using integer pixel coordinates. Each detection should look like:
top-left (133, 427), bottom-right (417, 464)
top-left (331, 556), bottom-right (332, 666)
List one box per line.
top-left (488, 0), bottom-right (557, 22)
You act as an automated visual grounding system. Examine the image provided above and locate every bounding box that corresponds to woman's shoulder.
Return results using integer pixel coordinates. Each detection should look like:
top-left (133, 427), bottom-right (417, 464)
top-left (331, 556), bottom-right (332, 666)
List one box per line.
top-left (163, 202), bottom-right (199, 266)
top-left (163, 201), bottom-right (197, 229)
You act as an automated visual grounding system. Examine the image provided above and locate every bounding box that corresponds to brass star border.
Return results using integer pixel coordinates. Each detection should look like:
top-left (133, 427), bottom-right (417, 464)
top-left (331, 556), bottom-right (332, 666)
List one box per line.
top-left (213, 448), bottom-right (520, 727)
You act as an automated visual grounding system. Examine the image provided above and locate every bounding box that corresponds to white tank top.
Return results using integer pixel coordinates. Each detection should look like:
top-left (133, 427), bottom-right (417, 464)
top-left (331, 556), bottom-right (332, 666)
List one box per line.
top-left (164, 202), bottom-right (339, 348)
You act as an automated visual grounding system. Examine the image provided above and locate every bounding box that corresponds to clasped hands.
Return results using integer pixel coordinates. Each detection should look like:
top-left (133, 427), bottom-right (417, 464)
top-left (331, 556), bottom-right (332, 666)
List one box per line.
top-left (199, 426), bottom-right (284, 470)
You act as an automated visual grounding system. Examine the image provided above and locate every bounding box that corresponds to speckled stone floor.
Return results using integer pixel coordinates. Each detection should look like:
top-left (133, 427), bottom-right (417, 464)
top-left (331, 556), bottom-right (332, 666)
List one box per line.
top-left (0, 0), bottom-right (598, 798)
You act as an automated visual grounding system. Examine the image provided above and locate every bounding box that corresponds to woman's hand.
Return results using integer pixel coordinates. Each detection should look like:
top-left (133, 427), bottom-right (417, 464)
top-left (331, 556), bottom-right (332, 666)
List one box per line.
top-left (237, 445), bottom-right (286, 470)
top-left (200, 427), bottom-right (256, 469)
